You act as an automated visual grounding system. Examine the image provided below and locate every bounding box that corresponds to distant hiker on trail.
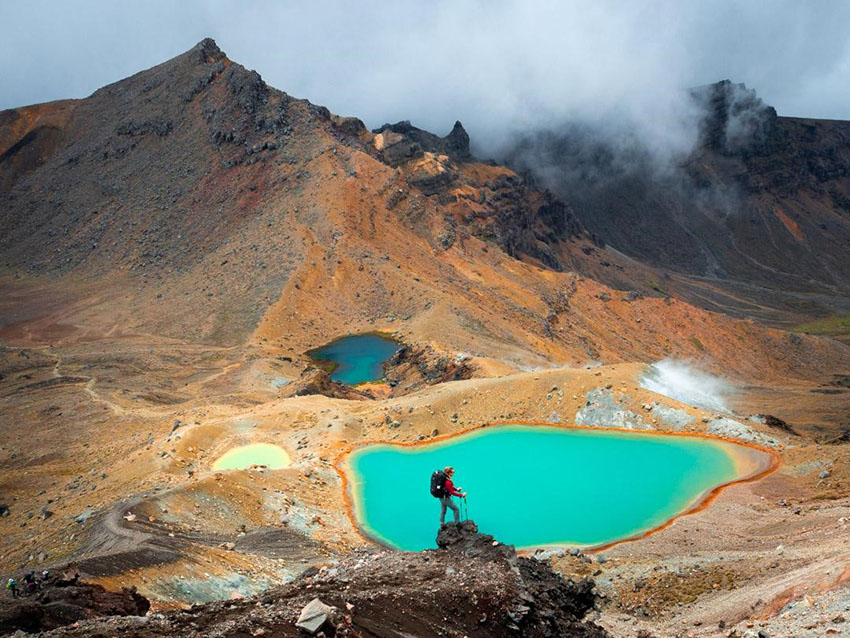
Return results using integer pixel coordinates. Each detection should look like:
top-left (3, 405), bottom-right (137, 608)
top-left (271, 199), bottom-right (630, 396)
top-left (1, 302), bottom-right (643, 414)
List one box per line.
top-left (430, 466), bottom-right (466, 525)
top-left (5, 578), bottom-right (19, 597)
top-left (21, 571), bottom-right (39, 595)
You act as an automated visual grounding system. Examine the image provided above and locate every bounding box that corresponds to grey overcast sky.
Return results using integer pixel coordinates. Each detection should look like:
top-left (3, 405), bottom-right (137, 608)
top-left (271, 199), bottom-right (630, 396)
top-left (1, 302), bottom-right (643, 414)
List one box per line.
top-left (1, 0), bottom-right (848, 152)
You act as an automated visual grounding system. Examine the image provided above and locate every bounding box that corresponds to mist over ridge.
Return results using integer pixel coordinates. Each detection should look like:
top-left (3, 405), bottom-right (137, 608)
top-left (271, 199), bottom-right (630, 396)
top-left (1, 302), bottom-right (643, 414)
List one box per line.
top-left (3, 0), bottom-right (850, 163)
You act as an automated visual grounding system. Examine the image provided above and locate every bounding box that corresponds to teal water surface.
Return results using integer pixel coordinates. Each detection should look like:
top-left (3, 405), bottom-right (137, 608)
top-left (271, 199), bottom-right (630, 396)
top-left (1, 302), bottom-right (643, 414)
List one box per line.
top-left (308, 334), bottom-right (400, 385)
top-left (347, 425), bottom-right (741, 551)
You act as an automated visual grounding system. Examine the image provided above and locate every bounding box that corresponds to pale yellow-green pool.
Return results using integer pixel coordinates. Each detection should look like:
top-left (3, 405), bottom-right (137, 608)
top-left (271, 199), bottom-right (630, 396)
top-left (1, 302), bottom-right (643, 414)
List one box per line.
top-left (212, 443), bottom-right (291, 471)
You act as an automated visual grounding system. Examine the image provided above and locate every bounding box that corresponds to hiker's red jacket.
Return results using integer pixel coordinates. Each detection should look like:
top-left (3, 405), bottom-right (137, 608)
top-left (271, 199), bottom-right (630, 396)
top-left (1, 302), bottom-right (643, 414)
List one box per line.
top-left (444, 477), bottom-right (462, 497)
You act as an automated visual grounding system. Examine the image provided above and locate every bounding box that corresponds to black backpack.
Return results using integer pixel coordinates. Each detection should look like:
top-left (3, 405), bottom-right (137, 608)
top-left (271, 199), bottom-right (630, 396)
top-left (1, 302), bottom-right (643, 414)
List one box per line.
top-left (430, 470), bottom-right (447, 498)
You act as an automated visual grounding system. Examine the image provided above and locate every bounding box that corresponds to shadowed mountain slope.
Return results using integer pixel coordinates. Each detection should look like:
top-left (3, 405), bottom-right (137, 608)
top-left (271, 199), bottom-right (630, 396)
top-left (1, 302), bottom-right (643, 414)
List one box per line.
top-left (504, 81), bottom-right (850, 323)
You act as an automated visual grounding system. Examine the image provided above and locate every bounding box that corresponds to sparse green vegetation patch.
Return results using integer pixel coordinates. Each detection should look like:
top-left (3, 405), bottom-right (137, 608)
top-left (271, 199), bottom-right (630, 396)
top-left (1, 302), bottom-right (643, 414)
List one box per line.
top-left (792, 315), bottom-right (850, 336)
top-left (646, 279), bottom-right (667, 295)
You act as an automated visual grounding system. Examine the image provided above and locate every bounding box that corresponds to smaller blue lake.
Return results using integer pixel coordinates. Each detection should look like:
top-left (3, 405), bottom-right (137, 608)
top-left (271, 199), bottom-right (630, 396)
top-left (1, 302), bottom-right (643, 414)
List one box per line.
top-left (307, 334), bottom-right (400, 385)
top-left (346, 425), bottom-right (765, 551)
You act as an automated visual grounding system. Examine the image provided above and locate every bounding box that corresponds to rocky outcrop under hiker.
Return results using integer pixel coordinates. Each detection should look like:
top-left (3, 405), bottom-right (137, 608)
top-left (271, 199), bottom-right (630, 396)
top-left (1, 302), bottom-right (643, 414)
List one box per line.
top-left (35, 522), bottom-right (608, 637)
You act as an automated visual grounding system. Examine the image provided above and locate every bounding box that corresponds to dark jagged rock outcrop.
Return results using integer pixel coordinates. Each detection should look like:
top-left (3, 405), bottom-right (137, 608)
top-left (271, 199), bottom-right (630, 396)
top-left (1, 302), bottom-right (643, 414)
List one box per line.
top-left (368, 119), bottom-right (589, 270)
top-left (436, 519), bottom-right (517, 556)
top-left (480, 176), bottom-right (588, 270)
top-left (284, 367), bottom-right (373, 400)
top-left (372, 119), bottom-right (473, 166)
top-left (757, 413), bottom-right (800, 436)
top-left (384, 343), bottom-right (474, 394)
top-left (435, 521), bottom-right (605, 635)
top-left (38, 523), bottom-right (607, 637)
top-left (690, 79), bottom-right (786, 157)
top-left (0, 576), bottom-right (149, 634)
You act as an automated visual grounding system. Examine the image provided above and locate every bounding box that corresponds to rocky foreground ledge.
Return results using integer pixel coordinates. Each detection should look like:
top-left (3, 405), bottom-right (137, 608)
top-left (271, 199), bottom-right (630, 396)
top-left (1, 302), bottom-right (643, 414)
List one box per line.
top-left (7, 521), bottom-right (608, 637)
top-left (0, 573), bottom-right (149, 635)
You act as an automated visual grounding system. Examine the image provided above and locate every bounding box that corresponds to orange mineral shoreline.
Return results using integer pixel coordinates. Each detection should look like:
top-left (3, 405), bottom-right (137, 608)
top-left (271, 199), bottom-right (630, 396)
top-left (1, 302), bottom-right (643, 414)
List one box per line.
top-left (332, 420), bottom-right (781, 553)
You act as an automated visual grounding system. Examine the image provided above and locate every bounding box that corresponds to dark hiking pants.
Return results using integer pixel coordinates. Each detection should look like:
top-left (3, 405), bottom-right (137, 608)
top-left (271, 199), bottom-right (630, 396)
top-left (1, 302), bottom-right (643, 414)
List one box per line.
top-left (440, 496), bottom-right (459, 524)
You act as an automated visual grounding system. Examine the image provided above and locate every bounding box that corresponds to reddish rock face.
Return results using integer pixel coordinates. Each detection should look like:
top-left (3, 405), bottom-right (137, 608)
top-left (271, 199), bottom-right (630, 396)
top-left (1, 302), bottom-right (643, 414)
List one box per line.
top-left (384, 343), bottom-right (474, 395)
top-left (285, 367), bottom-right (374, 400)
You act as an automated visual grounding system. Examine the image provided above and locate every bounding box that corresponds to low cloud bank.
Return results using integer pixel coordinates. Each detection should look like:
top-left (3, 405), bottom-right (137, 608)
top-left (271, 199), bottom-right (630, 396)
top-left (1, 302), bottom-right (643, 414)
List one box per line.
top-left (2, 1), bottom-right (849, 153)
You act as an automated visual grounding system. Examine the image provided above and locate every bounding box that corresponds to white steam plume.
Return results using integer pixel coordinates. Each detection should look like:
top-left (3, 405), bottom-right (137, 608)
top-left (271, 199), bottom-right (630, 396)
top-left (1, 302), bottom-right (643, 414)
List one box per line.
top-left (640, 359), bottom-right (732, 412)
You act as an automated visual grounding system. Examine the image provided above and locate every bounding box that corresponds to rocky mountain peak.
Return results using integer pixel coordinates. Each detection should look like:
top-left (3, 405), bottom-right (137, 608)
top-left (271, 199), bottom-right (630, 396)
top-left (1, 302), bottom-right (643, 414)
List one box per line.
top-left (690, 79), bottom-right (784, 156)
top-left (192, 37), bottom-right (226, 64)
top-left (445, 120), bottom-right (472, 160)
top-left (84, 36), bottom-right (266, 117)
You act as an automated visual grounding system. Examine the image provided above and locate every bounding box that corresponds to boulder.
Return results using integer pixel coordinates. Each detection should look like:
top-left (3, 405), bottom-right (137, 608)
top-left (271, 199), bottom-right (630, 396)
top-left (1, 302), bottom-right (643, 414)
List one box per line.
top-left (74, 509), bottom-right (93, 524)
top-left (295, 597), bottom-right (336, 634)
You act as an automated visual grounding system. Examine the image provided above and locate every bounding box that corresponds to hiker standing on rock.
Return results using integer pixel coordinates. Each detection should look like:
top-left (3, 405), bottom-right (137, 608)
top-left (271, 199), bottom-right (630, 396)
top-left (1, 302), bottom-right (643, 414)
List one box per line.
top-left (431, 466), bottom-right (466, 525)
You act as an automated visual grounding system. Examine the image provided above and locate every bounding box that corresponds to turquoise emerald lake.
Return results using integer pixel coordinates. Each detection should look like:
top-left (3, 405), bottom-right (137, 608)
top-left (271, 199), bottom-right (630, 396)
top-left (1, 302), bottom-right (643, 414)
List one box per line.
top-left (308, 334), bottom-right (400, 385)
top-left (346, 425), bottom-right (755, 551)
